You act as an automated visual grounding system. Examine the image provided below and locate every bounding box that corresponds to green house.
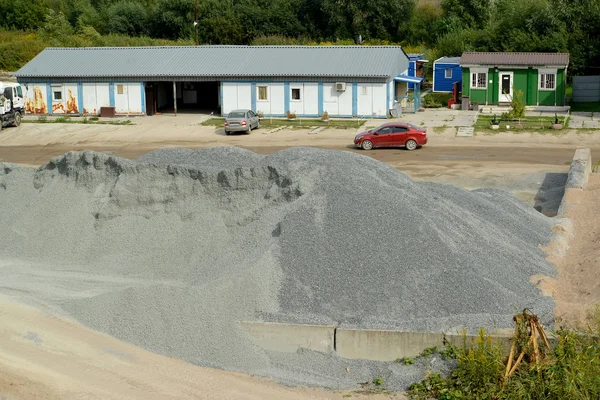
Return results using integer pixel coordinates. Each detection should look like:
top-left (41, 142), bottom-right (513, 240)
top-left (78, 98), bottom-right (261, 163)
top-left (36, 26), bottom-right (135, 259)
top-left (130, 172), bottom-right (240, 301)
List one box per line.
top-left (460, 52), bottom-right (570, 107)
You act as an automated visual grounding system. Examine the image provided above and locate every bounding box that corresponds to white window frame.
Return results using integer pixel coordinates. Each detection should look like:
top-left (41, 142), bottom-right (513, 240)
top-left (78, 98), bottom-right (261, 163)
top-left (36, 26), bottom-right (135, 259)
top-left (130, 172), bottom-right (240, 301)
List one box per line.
top-left (290, 86), bottom-right (302, 102)
top-left (53, 90), bottom-right (62, 101)
top-left (445, 68), bottom-right (452, 79)
top-left (257, 85), bottom-right (268, 101)
top-left (361, 85), bottom-right (368, 95)
top-left (470, 68), bottom-right (488, 90)
top-left (538, 69), bottom-right (557, 91)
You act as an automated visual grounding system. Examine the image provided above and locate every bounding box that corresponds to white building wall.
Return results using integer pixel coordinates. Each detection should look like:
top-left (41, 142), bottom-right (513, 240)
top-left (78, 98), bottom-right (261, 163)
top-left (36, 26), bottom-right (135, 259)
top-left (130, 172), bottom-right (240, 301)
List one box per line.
top-left (323, 82), bottom-right (352, 117)
top-left (82, 83), bottom-right (110, 115)
top-left (357, 84), bottom-right (373, 116)
top-left (289, 83), bottom-right (304, 115)
top-left (255, 83), bottom-right (285, 116)
top-left (303, 83), bottom-right (319, 116)
top-left (23, 84), bottom-right (49, 115)
top-left (114, 83), bottom-right (143, 114)
top-left (222, 82), bottom-right (252, 114)
top-left (372, 83), bottom-right (387, 117)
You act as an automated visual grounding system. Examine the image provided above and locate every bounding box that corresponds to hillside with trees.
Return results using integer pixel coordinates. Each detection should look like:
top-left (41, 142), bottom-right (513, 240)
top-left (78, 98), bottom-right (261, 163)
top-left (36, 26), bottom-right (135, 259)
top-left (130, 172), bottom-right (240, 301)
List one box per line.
top-left (1, 0), bottom-right (599, 76)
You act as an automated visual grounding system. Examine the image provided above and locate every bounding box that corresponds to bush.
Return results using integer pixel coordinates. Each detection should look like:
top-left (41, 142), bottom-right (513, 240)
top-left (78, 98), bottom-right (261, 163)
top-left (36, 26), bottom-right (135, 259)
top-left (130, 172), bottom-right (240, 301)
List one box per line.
top-left (408, 308), bottom-right (600, 400)
top-left (502, 89), bottom-right (526, 119)
top-left (423, 93), bottom-right (453, 108)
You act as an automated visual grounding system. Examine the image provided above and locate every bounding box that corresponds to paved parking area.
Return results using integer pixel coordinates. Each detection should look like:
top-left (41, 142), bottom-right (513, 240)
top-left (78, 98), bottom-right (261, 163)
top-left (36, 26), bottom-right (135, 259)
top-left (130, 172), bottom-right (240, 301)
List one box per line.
top-left (568, 112), bottom-right (600, 129)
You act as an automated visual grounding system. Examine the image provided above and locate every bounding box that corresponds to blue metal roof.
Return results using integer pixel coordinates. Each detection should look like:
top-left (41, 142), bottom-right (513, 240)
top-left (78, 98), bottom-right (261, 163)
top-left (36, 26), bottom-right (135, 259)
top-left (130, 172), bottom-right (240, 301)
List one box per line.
top-left (435, 57), bottom-right (461, 64)
top-left (16, 46), bottom-right (410, 80)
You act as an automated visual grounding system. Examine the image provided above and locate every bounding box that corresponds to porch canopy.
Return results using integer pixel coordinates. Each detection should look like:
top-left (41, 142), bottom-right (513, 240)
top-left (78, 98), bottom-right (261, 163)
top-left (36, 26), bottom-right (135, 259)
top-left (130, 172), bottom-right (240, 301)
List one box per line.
top-left (394, 74), bottom-right (423, 113)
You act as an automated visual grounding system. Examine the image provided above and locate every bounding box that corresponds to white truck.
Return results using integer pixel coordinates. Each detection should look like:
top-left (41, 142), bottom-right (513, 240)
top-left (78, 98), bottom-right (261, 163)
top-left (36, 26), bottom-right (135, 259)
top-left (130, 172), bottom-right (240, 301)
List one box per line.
top-left (0, 82), bottom-right (24, 131)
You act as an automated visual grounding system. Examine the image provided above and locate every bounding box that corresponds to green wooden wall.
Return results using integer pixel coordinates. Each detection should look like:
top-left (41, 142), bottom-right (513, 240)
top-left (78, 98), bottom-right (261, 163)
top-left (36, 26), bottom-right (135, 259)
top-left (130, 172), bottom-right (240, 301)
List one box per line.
top-left (461, 67), bottom-right (566, 106)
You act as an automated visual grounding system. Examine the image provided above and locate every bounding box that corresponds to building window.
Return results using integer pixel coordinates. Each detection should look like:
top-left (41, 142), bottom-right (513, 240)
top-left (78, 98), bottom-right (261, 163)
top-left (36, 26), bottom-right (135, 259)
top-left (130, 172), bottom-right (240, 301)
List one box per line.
top-left (471, 72), bottom-right (487, 89)
top-left (361, 86), bottom-right (368, 95)
top-left (53, 91), bottom-right (62, 101)
top-left (539, 73), bottom-right (556, 90)
top-left (117, 84), bottom-right (124, 95)
top-left (291, 88), bottom-right (301, 101)
top-left (258, 86), bottom-right (268, 101)
top-left (445, 68), bottom-right (452, 79)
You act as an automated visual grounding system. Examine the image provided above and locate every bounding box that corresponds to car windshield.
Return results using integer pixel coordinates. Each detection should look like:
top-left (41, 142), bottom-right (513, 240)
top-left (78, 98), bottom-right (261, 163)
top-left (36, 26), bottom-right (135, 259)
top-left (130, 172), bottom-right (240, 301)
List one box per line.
top-left (228, 112), bottom-right (246, 118)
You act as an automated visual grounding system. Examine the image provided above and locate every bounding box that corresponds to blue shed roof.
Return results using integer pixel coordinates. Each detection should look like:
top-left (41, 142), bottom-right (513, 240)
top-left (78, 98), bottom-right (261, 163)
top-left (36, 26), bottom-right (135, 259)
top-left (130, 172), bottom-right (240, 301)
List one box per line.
top-left (435, 57), bottom-right (461, 64)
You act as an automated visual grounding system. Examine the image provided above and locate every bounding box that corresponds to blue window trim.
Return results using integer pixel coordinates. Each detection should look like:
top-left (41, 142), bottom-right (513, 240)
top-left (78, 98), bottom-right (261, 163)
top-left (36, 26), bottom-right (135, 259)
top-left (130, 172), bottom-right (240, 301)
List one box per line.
top-left (140, 82), bottom-right (146, 114)
top-left (46, 83), bottom-right (53, 115)
top-left (109, 83), bottom-right (115, 107)
top-left (386, 81), bottom-right (391, 116)
top-left (352, 83), bottom-right (358, 117)
top-left (317, 83), bottom-right (323, 116)
top-left (284, 82), bottom-right (290, 114)
top-left (251, 82), bottom-right (257, 111)
top-left (77, 83), bottom-right (84, 115)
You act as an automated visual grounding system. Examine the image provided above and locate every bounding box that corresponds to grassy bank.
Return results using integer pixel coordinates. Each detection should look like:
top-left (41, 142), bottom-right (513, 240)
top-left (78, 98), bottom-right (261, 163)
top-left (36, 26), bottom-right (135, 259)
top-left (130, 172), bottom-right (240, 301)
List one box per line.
top-left (475, 115), bottom-right (569, 132)
top-left (201, 117), bottom-right (366, 130)
top-left (23, 116), bottom-right (133, 125)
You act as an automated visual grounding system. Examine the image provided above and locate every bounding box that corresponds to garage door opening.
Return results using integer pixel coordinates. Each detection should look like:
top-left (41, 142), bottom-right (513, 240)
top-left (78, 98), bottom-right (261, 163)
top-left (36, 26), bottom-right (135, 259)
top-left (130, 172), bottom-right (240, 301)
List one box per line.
top-left (144, 81), bottom-right (220, 116)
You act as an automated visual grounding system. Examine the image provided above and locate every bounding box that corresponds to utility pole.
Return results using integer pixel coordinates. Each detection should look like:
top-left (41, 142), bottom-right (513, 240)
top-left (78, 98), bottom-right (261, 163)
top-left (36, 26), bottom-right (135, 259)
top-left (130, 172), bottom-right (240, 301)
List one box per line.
top-left (194, 0), bottom-right (199, 46)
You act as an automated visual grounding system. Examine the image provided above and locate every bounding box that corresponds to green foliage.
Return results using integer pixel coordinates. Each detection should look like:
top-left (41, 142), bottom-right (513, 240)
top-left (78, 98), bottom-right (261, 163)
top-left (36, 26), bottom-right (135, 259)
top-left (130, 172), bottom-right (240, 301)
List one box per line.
top-left (1, 0), bottom-right (600, 77)
top-left (423, 93), bottom-right (453, 108)
top-left (397, 356), bottom-right (415, 365)
top-left (502, 89), bottom-right (526, 119)
top-left (408, 310), bottom-right (600, 399)
top-left (0, 0), bottom-right (48, 31)
top-left (372, 376), bottom-right (384, 386)
top-left (106, 2), bottom-right (148, 36)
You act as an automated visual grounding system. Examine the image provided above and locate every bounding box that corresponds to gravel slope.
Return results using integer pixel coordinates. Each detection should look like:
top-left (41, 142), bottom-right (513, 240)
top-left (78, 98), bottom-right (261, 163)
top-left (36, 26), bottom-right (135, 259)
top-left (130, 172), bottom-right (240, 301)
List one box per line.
top-left (0, 147), bottom-right (556, 389)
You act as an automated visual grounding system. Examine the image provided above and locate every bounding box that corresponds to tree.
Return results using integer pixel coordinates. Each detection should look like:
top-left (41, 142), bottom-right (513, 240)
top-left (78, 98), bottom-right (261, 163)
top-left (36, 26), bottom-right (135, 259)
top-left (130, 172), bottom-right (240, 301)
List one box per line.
top-left (149, 0), bottom-right (194, 40)
top-left (0, 0), bottom-right (48, 30)
top-left (441, 0), bottom-right (492, 29)
top-left (406, 4), bottom-right (443, 46)
top-left (320, 0), bottom-right (415, 42)
top-left (106, 2), bottom-right (148, 36)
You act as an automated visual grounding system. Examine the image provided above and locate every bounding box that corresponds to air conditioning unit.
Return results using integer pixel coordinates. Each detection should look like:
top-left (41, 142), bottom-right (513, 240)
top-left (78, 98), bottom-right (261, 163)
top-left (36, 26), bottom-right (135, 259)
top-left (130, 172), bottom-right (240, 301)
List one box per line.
top-left (336, 82), bottom-right (346, 91)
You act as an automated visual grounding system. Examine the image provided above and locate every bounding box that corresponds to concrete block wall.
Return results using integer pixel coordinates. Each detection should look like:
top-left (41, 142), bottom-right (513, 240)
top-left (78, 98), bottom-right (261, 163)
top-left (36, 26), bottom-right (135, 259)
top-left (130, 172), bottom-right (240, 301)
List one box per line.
top-left (548, 148), bottom-right (593, 259)
top-left (241, 322), bottom-right (513, 361)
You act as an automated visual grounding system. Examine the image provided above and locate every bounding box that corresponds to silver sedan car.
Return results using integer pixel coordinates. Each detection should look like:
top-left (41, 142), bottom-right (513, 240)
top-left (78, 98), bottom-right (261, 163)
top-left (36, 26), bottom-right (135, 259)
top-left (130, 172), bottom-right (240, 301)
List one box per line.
top-left (224, 109), bottom-right (260, 135)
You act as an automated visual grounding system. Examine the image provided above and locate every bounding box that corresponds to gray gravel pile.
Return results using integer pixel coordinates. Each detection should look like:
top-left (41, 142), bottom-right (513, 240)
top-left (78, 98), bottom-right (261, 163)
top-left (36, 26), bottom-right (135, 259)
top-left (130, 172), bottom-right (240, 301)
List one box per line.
top-left (0, 147), bottom-right (556, 390)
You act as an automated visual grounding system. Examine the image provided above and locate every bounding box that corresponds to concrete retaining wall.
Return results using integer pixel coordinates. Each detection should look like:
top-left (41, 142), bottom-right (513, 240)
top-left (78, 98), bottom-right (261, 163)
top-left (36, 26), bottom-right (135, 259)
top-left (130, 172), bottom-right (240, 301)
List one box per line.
top-left (241, 321), bottom-right (513, 361)
top-left (548, 148), bottom-right (593, 259)
top-left (336, 328), bottom-right (512, 361)
top-left (240, 321), bottom-right (335, 354)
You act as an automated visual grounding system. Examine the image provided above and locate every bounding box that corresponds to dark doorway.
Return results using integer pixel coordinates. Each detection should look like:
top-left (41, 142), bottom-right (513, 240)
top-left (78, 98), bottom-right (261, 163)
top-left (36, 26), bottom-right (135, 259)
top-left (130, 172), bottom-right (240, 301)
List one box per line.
top-left (145, 81), bottom-right (220, 115)
top-left (145, 83), bottom-right (156, 116)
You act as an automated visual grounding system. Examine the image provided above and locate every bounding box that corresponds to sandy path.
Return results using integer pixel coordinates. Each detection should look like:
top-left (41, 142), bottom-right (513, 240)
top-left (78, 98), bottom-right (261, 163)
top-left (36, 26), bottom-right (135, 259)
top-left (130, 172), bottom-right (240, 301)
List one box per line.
top-left (0, 296), bottom-right (398, 400)
top-left (550, 174), bottom-right (600, 327)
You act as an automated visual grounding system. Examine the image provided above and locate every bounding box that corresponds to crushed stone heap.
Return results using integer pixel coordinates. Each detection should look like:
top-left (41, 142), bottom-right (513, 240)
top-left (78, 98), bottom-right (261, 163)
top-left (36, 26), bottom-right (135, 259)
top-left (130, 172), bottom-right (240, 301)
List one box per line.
top-left (0, 147), bottom-right (556, 389)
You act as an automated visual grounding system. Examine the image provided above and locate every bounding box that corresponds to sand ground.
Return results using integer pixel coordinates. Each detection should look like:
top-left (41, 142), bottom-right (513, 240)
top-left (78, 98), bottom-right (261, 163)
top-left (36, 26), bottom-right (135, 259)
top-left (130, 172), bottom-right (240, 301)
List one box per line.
top-left (0, 295), bottom-right (400, 400)
top-left (546, 174), bottom-right (600, 327)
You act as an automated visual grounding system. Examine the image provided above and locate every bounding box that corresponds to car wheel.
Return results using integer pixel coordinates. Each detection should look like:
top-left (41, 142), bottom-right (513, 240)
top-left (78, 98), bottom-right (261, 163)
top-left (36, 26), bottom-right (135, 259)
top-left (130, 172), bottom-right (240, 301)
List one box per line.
top-left (257, 121), bottom-right (260, 129)
top-left (361, 140), bottom-right (373, 150)
top-left (247, 125), bottom-right (252, 134)
top-left (225, 130), bottom-right (231, 136)
top-left (405, 139), bottom-right (417, 151)
top-left (13, 112), bottom-right (21, 127)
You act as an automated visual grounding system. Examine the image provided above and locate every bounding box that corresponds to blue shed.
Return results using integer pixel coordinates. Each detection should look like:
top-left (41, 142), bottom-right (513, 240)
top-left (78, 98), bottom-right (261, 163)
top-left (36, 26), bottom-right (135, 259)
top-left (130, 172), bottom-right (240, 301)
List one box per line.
top-left (407, 53), bottom-right (426, 90)
top-left (433, 57), bottom-right (462, 93)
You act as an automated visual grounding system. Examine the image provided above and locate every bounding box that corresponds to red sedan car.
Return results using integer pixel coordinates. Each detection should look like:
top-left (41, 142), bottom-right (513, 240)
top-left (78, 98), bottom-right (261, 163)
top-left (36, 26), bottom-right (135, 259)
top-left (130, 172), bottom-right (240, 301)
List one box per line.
top-left (354, 123), bottom-right (427, 150)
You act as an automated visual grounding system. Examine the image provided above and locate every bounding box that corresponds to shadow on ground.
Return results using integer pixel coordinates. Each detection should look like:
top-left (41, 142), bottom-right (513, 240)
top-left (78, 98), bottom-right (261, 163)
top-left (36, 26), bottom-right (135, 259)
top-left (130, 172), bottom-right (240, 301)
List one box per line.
top-left (534, 172), bottom-right (568, 216)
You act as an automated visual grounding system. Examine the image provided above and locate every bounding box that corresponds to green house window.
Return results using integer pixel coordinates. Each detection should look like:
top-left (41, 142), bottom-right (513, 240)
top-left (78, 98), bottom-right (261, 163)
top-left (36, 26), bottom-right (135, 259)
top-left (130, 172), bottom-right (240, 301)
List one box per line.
top-left (539, 71), bottom-right (556, 91)
top-left (471, 71), bottom-right (487, 89)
